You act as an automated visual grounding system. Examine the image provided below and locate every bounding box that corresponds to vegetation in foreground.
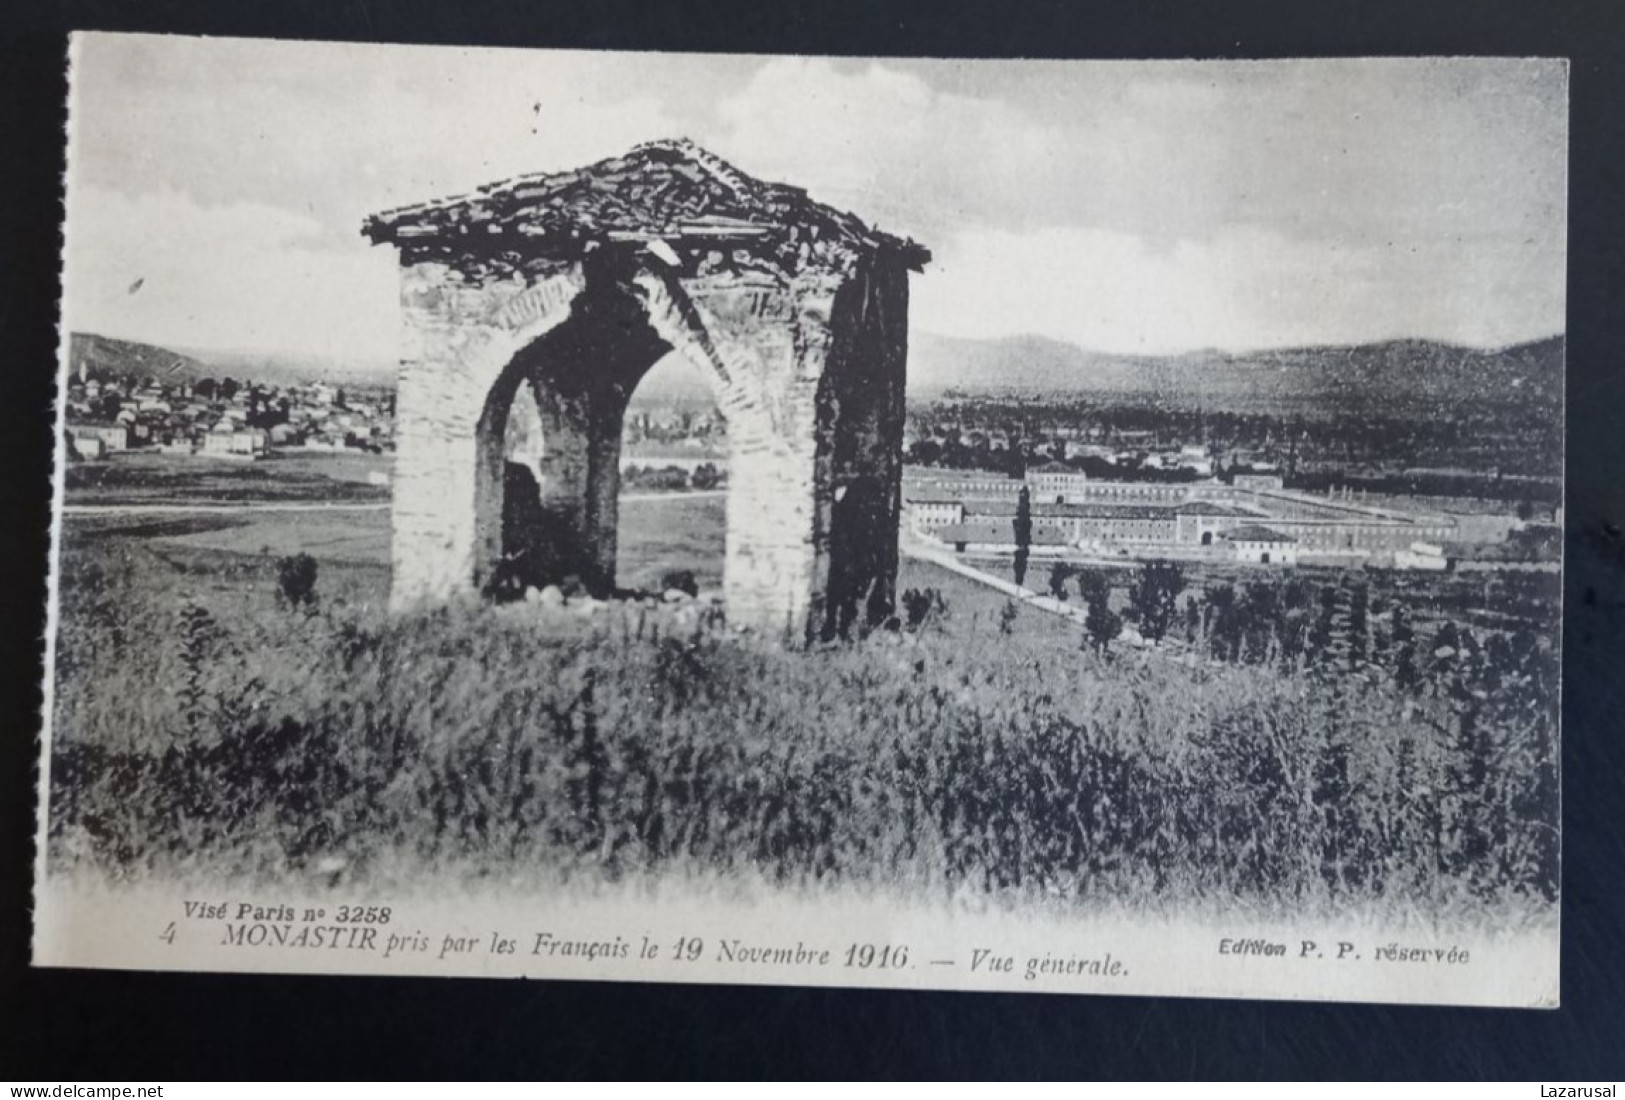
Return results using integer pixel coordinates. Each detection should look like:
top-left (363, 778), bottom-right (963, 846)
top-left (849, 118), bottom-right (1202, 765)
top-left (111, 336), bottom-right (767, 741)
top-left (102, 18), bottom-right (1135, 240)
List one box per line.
top-left (46, 537), bottom-right (1558, 921)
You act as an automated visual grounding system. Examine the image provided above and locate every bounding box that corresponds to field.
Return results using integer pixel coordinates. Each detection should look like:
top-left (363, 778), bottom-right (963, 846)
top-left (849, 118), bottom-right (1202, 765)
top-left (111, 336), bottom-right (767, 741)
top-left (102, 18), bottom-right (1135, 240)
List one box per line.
top-left (45, 455), bottom-right (1559, 923)
top-left (61, 451), bottom-right (730, 604)
top-left (65, 451), bottom-right (394, 505)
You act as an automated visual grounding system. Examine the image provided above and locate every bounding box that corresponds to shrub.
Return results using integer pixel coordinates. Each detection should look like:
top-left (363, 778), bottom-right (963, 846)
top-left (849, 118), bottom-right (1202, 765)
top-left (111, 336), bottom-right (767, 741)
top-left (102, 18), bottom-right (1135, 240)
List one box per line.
top-left (1083, 589), bottom-right (1122, 654)
top-left (900, 587), bottom-right (947, 632)
top-left (690, 462), bottom-right (724, 490)
top-left (1048, 562), bottom-right (1073, 600)
top-left (276, 553), bottom-right (319, 610)
top-left (1127, 560), bottom-right (1184, 642)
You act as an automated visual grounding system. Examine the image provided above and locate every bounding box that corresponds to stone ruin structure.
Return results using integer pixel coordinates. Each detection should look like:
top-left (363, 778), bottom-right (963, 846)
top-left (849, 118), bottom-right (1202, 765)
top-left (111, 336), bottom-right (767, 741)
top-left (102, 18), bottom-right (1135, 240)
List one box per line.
top-left (363, 139), bottom-right (929, 640)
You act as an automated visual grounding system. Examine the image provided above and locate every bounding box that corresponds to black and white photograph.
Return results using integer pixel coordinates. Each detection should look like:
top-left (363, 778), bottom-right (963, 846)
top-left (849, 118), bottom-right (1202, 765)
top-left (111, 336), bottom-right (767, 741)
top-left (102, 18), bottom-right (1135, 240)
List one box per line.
top-left (34, 34), bottom-right (1566, 1007)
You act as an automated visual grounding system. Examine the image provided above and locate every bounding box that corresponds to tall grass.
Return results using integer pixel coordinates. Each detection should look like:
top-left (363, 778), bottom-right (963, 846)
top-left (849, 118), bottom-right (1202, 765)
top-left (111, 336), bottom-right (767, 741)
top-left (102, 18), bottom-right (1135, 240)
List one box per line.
top-left (46, 541), bottom-right (1558, 916)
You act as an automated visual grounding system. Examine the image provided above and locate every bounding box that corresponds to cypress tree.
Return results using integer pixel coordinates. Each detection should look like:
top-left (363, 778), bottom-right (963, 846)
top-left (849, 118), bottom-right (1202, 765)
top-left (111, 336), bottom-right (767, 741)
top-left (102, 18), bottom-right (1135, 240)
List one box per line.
top-left (1012, 485), bottom-right (1032, 588)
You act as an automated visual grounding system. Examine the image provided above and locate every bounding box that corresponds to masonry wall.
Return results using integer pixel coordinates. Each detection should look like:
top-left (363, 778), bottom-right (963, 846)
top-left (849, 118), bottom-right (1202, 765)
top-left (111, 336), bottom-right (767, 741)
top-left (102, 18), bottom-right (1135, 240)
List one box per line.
top-left (636, 271), bottom-right (826, 636)
top-left (814, 260), bottom-right (911, 638)
top-left (391, 263), bottom-right (584, 607)
top-left (391, 251), bottom-right (913, 642)
top-left (490, 380), bottom-right (593, 595)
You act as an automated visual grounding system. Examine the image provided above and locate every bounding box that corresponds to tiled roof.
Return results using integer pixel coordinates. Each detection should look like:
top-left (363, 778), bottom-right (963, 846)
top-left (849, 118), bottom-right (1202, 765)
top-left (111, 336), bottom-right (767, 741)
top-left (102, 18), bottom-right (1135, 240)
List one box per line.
top-left (904, 466), bottom-right (1018, 483)
top-left (1055, 503), bottom-right (1175, 520)
top-left (903, 488), bottom-right (964, 504)
top-left (364, 139), bottom-right (928, 272)
top-left (1219, 524), bottom-right (1296, 543)
top-left (1174, 502), bottom-right (1256, 517)
top-left (936, 522), bottom-right (1071, 546)
top-left (966, 500), bottom-right (1174, 520)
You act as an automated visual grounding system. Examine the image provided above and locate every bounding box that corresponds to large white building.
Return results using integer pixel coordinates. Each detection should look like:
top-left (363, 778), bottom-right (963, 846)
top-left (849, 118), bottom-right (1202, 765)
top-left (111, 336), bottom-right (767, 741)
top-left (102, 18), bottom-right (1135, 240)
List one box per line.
top-left (66, 421), bottom-right (129, 454)
top-left (903, 464), bottom-right (1463, 565)
top-left (903, 487), bottom-right (966, 533)
top-left (202, 427), bottom-right (267, 458)
top-left (1024, 462), bottom-right (1091, 503)
top-left (1219, 525), bottom-right (1299, 565)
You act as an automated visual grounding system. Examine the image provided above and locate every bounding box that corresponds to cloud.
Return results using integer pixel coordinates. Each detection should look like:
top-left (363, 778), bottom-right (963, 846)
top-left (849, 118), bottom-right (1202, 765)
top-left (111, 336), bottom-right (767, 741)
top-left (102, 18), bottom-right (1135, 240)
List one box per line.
top-left (712, 57), bottom-right (1567, 253)
top-left (64, 36), bottom-right (709, 363)
top-left (713, 57), bottom-right (1566, 351)
top-left (915, 223), bottom-right (1565, 354)
top-left (63, 185), bottom-right (400, 363)
top-left (711, 58), bottom-right (1072, 243)
top-left (63, 40), bottom-right (1566, 360)
top-left (71, 36), bottom-right (697, 237)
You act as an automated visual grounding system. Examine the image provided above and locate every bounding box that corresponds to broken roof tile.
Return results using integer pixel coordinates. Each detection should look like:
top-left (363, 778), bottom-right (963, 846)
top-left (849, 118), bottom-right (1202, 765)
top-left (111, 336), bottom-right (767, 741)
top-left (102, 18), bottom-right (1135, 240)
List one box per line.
top-left (363, 138), bottom-right (929, 273)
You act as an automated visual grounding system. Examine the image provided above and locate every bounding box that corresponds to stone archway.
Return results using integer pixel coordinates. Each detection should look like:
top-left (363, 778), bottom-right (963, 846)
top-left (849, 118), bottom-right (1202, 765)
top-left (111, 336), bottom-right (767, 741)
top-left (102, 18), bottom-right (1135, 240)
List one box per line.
top-left (364, 140), bottom-right (929, 640)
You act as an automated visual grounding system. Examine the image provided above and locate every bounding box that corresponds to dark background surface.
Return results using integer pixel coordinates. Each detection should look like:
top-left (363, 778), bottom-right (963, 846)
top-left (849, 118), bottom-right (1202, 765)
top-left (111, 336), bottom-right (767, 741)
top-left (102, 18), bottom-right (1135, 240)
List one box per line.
top-left (3, 0), bottom-right (1623, 1080)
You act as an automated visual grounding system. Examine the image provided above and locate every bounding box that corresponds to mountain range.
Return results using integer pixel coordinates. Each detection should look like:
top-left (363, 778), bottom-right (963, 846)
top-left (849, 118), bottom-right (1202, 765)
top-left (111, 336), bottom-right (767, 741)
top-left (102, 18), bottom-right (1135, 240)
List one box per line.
top-left (66, 329), bottom-right (1563, 415)
top-left (67, 333), bottom-right (397, 389)
top-left (908, 332), bottom-right (1564, 412)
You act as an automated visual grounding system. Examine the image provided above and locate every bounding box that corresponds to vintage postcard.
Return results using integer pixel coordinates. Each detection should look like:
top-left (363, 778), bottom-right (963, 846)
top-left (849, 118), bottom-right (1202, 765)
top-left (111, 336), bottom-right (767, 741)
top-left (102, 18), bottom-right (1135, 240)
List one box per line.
top-left (36, 34), bottom-right (1566, 1007)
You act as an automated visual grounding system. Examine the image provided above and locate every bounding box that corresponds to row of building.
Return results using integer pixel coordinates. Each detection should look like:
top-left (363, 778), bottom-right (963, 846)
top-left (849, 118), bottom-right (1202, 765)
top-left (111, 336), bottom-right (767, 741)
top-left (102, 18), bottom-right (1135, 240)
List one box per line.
top-left (63, 375), bottom-right (393, 461)
top-left (906, 424), bottom-right (1234, 477)
top-left (904, 465), bottom-right (1462, 568)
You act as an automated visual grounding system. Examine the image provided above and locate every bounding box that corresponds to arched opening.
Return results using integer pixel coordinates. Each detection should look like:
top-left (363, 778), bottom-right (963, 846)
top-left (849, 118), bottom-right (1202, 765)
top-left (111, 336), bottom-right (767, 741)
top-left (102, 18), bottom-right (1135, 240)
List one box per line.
top-left (1201, 531), bottom-right (1213, 547)
top-left (473, 284), bottom-right (672, 601)
top-left (615, 349), bottom-right (727, 597)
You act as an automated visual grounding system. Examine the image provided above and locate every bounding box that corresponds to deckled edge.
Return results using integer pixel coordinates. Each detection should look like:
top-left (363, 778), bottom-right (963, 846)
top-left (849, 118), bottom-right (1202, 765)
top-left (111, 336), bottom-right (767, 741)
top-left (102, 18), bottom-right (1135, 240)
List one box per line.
top-left (33, 29), bottom-right (81, 967)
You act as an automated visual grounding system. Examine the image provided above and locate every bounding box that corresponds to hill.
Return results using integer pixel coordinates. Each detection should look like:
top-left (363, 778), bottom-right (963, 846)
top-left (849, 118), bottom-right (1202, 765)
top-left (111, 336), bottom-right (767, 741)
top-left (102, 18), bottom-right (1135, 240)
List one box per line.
top-left (180, 347), bottom-right (398, 388)
top-left (67, 329), bottom-right (1564, 418)
top-left (67, 333), bottom-right (398, 389)
top-left (67, 333), bottom-right (213, 384)
top-left (909, 332), bottom-right (1564, 415)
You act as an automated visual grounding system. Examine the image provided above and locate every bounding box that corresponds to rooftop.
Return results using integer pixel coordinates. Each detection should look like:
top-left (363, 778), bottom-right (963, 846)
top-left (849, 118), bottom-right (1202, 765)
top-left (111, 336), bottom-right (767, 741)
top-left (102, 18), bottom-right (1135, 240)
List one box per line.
top-left (903, 488), bottom-right (965, 505)
top-left (1219, 524), bottom-right (1297, 544)
top-left (966, 500), bottom-right (1175, 520)
top-left (936, 522), bottom-right (1071, 546)
top-left (364, 139), bottom-right (929, 275)
top-left (904, 466), bottom-right (1020, 482)
top-left (1174, 501), bottom-right (1258, 517)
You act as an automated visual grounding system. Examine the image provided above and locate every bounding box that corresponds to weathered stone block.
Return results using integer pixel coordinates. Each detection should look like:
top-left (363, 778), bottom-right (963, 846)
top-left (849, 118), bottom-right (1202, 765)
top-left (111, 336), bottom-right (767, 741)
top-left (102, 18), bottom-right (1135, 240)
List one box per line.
top-left (367, 141), bottom-right (927, 641)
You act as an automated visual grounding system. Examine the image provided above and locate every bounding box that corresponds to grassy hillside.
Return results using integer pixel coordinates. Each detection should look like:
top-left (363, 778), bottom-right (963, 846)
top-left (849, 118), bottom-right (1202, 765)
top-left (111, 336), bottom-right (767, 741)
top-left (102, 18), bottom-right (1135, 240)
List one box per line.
top-left (68, 333), bottom-right (214, 384)
top-left (46, 529), bottom-right (1557, 918)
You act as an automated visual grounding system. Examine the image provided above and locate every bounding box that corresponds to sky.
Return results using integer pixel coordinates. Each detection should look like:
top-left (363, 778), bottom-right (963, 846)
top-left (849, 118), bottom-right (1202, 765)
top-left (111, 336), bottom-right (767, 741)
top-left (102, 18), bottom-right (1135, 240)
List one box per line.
top-left (62, 34), bottom-right (1568, 368)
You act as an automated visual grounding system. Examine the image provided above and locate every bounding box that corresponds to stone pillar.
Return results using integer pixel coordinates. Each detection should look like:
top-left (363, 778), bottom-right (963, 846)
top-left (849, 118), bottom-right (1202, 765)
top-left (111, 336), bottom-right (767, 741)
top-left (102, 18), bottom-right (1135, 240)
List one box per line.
top-left (581, 384), bottom-right (631, 596)
top-left (816, 261), bottom-right (911, 638)
top-left (640, 272), bottom-right (833, 638)
top-left (723, 395), bottom-right (823, 638)
top-left (507, 379), bottom-right (594, 592)
top-left (489, 373), bottom-right (630, 599)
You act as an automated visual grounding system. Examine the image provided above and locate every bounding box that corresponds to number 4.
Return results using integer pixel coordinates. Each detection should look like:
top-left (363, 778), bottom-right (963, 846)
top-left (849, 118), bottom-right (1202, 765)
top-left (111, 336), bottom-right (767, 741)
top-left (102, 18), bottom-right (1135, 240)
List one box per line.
top-left (159, 922), bottom-right (176, 945)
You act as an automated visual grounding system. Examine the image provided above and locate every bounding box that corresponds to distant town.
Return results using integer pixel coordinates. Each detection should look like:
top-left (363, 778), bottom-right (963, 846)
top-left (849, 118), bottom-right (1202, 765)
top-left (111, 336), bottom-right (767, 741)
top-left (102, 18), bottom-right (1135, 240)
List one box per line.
top-left (900, 464), bottom-right (1541, 573)
top-left (61, 344), bottom-right (731, 494)
top-left (897, 376), bottom-right (1562, 574)
top-left (63, 361), bottom-right (396, 462)
top-left (62, 333), bottom-right (1560, 575)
